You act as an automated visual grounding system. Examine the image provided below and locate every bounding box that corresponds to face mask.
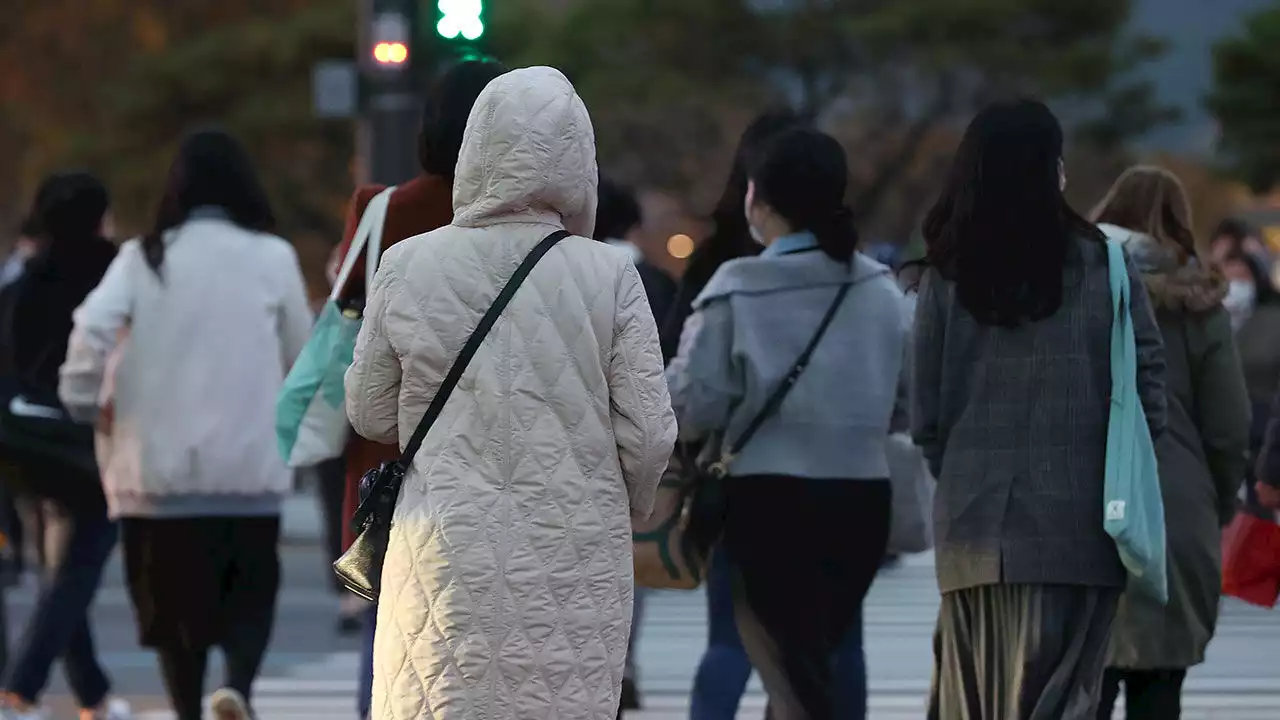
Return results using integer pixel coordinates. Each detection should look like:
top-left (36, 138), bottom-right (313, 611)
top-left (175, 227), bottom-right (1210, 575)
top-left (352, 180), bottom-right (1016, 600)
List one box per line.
top-left (1224, 279), bottom-right (1257, 329)
top-left (744, 180), bottom-right (767, 246)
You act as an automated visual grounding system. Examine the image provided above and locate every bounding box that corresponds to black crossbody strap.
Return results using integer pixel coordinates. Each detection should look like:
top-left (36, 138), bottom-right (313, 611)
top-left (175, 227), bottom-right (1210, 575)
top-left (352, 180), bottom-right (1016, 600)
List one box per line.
top-left (396, 230), bottom-right (571, 466)
top-left (724, 281), bottom-right (854, 461)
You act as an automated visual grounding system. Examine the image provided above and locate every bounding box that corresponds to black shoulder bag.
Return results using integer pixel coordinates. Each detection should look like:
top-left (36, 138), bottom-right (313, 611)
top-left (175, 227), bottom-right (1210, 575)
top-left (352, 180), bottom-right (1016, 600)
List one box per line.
top-left (333, 230), bottom-right (571, 601)
top-left (679, 281), bottom-right (854, 578)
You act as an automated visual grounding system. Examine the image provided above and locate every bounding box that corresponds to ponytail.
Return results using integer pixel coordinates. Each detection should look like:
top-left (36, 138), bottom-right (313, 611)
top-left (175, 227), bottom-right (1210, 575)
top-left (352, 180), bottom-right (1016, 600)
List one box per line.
top-left (812, 206), bottom-right (858, 264)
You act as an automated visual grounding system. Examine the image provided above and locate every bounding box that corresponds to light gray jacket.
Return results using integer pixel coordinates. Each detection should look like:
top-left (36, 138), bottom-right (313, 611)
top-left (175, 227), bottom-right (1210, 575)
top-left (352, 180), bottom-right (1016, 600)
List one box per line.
top-left (667, 250), bottom-right (908, 480)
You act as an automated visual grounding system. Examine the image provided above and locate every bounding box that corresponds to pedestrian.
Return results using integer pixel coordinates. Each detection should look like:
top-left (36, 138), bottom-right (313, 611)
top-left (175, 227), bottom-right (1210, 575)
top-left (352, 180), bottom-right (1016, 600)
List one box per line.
top-left (0, 216), bottom-right (43, 671)
top-left (1210, 218), bottom-right (1269, 266)
top-left (912, 99), bottom-right (1167, 720)
top-left (0, 171), bottom-right (130, 720)
top-left (345, 66), bottom-right (677, 720)
top-left (59, 129), bottom-right (314, 720)
top-left (662, 108), bottom-right (790, 720)
top-left (1091, 166), bottom-right (1251, 719)
top-left (328, 57), bottom-right (505, 720)
top-left (1216, 240), bottom-right (1280, 417)
top-left (667, 126), bottom-right (904, 720)
top-left (594, 177), bottom-right (677, 716)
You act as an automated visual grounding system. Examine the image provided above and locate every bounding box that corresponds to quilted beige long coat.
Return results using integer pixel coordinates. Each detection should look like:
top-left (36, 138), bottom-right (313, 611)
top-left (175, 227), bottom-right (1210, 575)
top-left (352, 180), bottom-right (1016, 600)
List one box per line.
top-left (344, 66), bottom-right (677, 719)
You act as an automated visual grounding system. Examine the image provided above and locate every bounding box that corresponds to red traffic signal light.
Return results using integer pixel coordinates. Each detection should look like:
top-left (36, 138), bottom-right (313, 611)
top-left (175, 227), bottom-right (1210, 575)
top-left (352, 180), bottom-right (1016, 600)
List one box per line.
top-left (373, 42), bottom-right (408, 65)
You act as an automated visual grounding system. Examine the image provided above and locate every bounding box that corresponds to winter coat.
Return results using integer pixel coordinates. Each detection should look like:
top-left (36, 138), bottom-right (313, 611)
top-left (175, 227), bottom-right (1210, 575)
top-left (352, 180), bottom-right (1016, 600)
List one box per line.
top-left (60, 213), bottom-right (314, 517)
top-left (1100, 224), bottom-right (1250, 670)
top-left (344, 66), bottom-right (677, 720)
top-left (5, 238), bottom-right (116, 406)
top-left (912, 234), bottom-right (1168, 593)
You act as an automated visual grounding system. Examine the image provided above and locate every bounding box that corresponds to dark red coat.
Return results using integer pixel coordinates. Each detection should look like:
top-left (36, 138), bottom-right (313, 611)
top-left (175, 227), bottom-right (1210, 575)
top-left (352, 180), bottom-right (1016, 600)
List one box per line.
top-left (338, 174), bottom-right (454, 551)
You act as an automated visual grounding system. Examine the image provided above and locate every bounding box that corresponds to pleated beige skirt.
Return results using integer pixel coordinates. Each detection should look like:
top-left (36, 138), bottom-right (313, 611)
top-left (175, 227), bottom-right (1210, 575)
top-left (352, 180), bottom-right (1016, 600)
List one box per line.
top-left (928, 584), bottom-right (1121, 720)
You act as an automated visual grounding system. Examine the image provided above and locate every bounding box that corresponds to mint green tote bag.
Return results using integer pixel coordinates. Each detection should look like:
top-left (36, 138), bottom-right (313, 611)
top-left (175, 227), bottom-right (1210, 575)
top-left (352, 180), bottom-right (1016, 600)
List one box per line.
top-left (1103, 239), bottom-right (1169, 604)
top-left (276, 187), bottom-right (394, 467)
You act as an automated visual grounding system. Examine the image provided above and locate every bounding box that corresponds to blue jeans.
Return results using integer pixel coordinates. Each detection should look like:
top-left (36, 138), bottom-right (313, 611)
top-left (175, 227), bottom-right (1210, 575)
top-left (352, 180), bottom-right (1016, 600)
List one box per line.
top-left (689, 550), bottom-right (868, 720)
top-left (359, 603), bottom-right (377, 719)
top-left (3, 499), bottom-right (117, 708)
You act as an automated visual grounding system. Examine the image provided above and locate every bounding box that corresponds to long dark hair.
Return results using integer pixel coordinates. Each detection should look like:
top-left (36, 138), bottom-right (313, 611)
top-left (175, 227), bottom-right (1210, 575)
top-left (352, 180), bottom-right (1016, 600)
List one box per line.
top-left (687, 108), bottom-right (811, 289)
top-left (748, 127), bottom-right (857, 263)
top-left (660, 108), bottom-right (810, 359)
top-left (418, 59), bottom-right (506, 179)
top-left (143, 129), bottom-right (275, 275)
top-left (921, 99), bottom-right (1101, 327)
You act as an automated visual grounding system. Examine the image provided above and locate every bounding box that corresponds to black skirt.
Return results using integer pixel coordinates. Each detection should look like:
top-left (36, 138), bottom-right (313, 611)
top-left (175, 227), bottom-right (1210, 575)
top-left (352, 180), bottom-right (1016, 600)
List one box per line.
top-left (722, 475), bottom-right (892, 719)
top-left (121, 515), bottom-right (281, 649)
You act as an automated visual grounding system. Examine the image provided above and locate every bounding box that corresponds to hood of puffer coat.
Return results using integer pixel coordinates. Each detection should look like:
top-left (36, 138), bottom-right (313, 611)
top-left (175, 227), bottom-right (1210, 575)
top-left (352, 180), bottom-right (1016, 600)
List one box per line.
top-left (1099, 222), bottom-right (1227, 313)
top-left (451, 66), bottom-right (598, 237)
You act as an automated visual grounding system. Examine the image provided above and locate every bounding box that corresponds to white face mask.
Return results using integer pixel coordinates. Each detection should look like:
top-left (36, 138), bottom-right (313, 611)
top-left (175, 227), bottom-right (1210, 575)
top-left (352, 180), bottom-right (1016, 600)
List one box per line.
top-left (1224, 279), bottom-right (1257, 329)
top-left (744, 180), bottom-right (767, 246)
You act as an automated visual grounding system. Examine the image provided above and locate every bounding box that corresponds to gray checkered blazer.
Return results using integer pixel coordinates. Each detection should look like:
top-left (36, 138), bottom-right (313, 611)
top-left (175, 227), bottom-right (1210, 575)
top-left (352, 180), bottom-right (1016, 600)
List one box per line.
top-left (911, 236), bottom-right (1167, 593)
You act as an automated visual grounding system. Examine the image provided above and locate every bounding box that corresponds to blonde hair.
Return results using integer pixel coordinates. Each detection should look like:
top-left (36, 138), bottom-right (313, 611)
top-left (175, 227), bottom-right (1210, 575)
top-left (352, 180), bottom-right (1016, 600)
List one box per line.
top-left (1090, 165), bottom-right (1200, 263)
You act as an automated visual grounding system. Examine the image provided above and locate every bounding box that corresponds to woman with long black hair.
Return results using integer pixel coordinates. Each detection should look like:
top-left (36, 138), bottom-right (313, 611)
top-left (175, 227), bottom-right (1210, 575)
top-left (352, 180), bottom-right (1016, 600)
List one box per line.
top-left (664, 109), bottom-right (801, 720)
top-left (911, 100), bottom-right (1167, 719)
top-left (60, 129), bottom-right (313, 720)
top-left (669, 126), bottom-right (905, 719)
top-left (0, 171), bottom-right (129, 720)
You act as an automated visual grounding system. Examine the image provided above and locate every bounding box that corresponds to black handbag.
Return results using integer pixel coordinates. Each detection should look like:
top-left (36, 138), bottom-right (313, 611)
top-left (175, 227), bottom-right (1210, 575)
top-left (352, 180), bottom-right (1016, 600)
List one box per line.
top-left (333, 230), bottom-right (571, 601)
top-left (679, 281), bottom-right (855, 575)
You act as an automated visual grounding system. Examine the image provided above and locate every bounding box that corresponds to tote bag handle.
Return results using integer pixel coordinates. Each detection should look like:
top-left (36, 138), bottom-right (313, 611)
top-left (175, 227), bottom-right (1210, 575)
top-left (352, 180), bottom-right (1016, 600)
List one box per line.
top-left (329, 187), bottom-right (396, 303)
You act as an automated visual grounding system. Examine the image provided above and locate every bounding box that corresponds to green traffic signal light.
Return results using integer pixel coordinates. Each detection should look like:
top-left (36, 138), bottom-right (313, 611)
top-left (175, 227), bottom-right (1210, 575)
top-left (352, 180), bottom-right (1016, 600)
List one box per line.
top-left (437, 0), bottom-right (484, 41)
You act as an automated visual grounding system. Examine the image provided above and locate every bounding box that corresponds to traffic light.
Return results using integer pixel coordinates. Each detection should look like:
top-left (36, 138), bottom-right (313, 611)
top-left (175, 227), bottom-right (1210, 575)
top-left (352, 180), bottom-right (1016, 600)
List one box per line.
top-left (371, 12), bottom-right (412, 69)
top-left (436, 0), bottom-right (485, 42)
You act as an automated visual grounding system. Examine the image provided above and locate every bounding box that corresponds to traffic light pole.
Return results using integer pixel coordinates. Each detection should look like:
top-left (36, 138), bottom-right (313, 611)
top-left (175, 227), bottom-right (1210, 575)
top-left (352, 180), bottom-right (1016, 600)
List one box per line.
top-left (357, 0), bottom-right (421, 187)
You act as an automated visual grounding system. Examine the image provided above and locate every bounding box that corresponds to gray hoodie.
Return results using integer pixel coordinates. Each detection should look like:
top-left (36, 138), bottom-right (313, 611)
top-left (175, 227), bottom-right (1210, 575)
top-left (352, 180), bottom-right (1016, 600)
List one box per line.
top-left (666, 249), bottom-right (907, 480)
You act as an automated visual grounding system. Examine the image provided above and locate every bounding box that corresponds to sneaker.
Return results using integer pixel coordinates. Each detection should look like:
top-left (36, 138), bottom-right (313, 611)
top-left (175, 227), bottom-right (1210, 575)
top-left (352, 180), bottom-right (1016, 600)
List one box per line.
top-left (81, 698), bottom-right (132, 720)
top-left (210, 688), bottom-right (250, 720)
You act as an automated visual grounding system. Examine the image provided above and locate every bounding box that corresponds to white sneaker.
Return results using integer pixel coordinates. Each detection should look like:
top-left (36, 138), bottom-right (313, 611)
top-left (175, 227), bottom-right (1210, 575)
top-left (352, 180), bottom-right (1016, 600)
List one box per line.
top-left (94, 698), bottom-right (133, 720)
top-left (209, 688), bottom-right (250, 720)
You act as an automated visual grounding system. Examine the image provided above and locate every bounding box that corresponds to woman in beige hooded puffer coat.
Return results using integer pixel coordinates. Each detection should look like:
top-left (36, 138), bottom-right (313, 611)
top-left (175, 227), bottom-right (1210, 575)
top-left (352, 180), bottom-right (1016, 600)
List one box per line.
top-left (344, 66), bottom-right (677, 720)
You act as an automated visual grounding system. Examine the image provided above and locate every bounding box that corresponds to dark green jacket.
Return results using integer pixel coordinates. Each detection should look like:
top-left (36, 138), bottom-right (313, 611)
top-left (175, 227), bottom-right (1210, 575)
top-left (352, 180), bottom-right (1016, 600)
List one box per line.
top-left (1106, 229), bottom-right (1251, 670)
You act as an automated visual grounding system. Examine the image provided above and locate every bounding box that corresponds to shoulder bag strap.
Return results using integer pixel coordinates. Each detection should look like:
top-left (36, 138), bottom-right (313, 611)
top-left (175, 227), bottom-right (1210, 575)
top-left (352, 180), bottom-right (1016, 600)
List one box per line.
top-left (396, 230), bottom-right (572, 467)
top-left (712, 280), bottom-right (854, 474)
top-left (329, 187), bottom-right (396, 302)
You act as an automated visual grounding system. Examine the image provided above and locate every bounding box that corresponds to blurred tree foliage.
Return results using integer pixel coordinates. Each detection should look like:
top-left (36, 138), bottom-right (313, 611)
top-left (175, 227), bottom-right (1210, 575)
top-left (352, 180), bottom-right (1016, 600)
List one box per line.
top-left (1, 0), bottom-right (1177, 281)
top-left (490, 0), bottom-right (1175, 241)
top-left (0, 0), bottom-right (354, 293)
top-left (1207, 3), bottom-right (1280, 193)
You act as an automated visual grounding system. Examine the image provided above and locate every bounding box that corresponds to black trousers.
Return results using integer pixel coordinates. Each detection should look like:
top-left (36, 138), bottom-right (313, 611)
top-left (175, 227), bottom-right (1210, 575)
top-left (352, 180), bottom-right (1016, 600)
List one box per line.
top-left (723, 475), bottom-right (891, 720)
top-left (122, 516), bottom-right (280, 720)
top-left (1098, 668), bottom-right (1186, 720)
